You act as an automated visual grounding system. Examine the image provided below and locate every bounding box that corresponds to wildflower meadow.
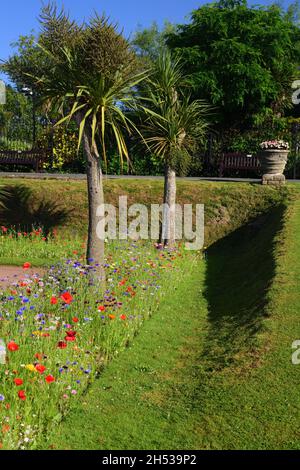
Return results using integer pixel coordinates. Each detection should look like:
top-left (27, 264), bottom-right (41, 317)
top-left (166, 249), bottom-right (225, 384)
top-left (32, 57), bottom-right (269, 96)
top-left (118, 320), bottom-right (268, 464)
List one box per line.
top-left (0, 233), bottom-right (189, 449)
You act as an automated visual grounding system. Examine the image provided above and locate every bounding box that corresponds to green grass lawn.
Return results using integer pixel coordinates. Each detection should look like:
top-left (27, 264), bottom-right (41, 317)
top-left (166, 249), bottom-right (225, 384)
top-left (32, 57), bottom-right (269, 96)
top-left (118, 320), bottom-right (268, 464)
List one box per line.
top-left (42, 187), bottom-right (300, 450)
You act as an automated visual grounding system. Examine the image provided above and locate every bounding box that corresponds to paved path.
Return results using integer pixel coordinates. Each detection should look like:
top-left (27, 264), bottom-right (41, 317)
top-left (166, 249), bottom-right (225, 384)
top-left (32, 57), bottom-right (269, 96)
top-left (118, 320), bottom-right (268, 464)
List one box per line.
top-left (0, 172), bottom-right (299, 183)
top-left (0, 266), bottom-right (45, 290)
top-left (0, 172), bottom-right (256, 182)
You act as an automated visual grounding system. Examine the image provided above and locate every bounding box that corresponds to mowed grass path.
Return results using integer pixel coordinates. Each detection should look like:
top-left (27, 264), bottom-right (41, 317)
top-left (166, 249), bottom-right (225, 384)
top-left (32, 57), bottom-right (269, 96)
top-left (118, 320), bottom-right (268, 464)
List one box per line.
top-left (43, 254), bottom-right (209, 450)
top-left (44, 190), bottom-right (300, 450)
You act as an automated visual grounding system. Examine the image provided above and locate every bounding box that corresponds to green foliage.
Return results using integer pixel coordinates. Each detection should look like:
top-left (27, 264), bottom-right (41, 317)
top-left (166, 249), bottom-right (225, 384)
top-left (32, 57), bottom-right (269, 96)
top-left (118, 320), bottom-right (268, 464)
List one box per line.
top-left (2, 3), bottom-right (145, 170)
top-left (220, 116), bottom-right (291, 154)
top-left (166, 0), bottom-right (300, 130)
top-left (1, 35), bottom-right (47, 93)
top-left (139, 51), bottom-right (211, 174)
top-left (132, 21), bottom-right (175, 61)
top-left (51, 127), bottom-right (79, 170)
top-left (0, 85), bottom-right (34, 149)
top-left (35, 125), bottom-right (80, 171)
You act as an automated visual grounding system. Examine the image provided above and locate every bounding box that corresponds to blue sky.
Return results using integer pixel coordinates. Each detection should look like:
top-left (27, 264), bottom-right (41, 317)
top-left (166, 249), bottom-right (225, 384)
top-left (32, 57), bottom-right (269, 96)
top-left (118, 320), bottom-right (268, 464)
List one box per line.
top-left (0, 0), bottom-right (294, 81)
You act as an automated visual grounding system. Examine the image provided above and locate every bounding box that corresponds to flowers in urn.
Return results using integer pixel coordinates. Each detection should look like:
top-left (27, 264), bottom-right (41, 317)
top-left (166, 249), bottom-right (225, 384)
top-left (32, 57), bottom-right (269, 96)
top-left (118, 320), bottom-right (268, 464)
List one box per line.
top-left (260, 140), bottom-right (289, 150)
top-left (258, 139), bottom-right (289, 185)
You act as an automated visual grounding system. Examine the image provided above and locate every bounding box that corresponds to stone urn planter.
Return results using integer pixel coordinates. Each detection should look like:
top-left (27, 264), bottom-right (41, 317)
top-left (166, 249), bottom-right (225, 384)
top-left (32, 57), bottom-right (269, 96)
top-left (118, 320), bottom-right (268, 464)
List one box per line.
top-left (258, 140), bottom-right (289, 186)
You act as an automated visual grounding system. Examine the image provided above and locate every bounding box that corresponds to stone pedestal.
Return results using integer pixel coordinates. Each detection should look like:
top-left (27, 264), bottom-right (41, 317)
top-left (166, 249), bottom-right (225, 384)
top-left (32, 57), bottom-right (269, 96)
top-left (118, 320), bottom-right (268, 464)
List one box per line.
top-left (262, 173), bottom-right (286, 186)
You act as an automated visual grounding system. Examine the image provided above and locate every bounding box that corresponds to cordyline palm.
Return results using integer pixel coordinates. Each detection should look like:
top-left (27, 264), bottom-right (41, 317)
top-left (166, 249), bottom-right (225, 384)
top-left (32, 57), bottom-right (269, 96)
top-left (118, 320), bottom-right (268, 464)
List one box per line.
top-left (2, 4), bottom-right (147, 283)
top-left (139, 51), bottom-right (210, 246)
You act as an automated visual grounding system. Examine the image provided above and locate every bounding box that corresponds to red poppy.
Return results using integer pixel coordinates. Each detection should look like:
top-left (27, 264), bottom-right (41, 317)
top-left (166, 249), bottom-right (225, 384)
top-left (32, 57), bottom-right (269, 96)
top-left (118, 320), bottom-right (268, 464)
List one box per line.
top-left (35, 364), bottom-right (46, 374)
top-left (7, 341), bottom-right (19, 352)
top-left (42, 333), bottom-right (50, 338)
top-left (45, 375), bottom-right (55, 384)
top-left (50, 297), bottom-right (58, 305)
top-left (109, 314), bottom-right (116, 320)
top-left (57, 341), bottom-right (67, 349)
top-left (1, 226), bottom-right (7, 233)
top-left (98, 306), bottom-right (105, 312)
top-left (14, 378), bottom-right (23, 386)
top-left (2, 424), bottom-right (10, 433)
top-left (72, 317), bottom-right (79, 323)
top-left (23, 262), bottom-right (31, 270)
top-left (60, 292), bottom-right (73, 304)
top-left (18, 391), bottom-right (26, 401)
top-left (119, 279), bottom-right (127, 286)
top-left (34, 353), bottom-right (43, 361)
top-left (65, 331), bottom-right (77, 342)
top-left (120, 314), bottom-right (127, 321)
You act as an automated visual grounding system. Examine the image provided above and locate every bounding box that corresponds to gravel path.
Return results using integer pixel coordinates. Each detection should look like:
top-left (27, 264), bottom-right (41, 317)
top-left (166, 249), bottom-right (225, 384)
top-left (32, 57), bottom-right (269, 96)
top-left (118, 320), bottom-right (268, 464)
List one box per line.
top-left (0, 172), bottom-right (262, 182)
top-left (0, 266), bottom-right (45, 290)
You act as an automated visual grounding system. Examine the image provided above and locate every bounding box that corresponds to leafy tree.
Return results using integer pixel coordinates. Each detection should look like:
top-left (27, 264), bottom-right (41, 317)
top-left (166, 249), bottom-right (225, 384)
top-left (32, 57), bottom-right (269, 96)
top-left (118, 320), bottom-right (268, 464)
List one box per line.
top-left (2, 3), bottom-right (146, 281)
top-left (0, 84), bottom-right (35, 149)
top-left (132, 21), bottom-right (175, 62)
top-left (166, 0), bottom-right (300, 131)
top-left (139, 51), bottom-right (210, 246)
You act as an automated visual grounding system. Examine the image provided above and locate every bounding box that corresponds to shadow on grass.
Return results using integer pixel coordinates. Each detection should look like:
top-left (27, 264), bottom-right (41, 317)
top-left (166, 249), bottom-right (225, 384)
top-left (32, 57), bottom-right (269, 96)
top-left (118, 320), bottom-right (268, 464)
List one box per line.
top-left (0, 184), bottom-right (68, 236)
top-left (202, 204), bottom-right (287, 371)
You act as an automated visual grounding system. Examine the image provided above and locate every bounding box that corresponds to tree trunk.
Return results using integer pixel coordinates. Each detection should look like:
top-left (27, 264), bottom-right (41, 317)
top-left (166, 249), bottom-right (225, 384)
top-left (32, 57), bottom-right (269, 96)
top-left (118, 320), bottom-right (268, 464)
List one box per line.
top-left (82, 129), bottom-right (106, 284)
top-left (161, 164), bottom-right (176, 247)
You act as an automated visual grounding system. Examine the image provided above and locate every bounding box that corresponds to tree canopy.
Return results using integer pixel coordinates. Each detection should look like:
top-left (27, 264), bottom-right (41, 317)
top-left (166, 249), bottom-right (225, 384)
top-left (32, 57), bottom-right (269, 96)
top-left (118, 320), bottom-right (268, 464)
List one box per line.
top-left (166, 0), bottom-right (300, 130)
top-left (131, 21), bottom-right (175, 61)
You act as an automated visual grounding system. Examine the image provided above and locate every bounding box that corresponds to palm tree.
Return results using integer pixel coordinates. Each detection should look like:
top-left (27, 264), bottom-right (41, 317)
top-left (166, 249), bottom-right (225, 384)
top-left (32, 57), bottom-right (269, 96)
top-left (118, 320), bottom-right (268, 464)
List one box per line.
top-left (2, 4), bottom-right (146, 282)
top-left (139, 51), bottom-right (210, 247)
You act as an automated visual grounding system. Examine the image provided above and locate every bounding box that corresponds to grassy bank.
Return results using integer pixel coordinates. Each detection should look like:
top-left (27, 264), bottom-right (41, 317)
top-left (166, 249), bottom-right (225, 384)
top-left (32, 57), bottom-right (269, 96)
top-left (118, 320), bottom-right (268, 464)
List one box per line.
top-left (45, 190), bottom-right (300, 450)
top-left (0, 178), bottom-right (289, 265)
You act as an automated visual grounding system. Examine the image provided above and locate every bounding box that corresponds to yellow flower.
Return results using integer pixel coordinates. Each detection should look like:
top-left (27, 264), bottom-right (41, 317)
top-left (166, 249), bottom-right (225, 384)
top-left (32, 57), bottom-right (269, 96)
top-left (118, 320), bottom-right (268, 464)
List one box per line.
top-left (32, 331), bottom-right (42, 337)
top-left (25, 364), bottom-right (36, 372)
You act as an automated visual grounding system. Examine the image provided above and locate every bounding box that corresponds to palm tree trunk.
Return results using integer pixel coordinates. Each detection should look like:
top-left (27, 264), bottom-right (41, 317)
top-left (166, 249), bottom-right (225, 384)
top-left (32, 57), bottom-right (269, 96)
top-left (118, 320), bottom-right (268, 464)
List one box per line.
top-left (161, 164), bottom-right (176, 247)
top-left (82, 129), bottom-right (106, 284)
